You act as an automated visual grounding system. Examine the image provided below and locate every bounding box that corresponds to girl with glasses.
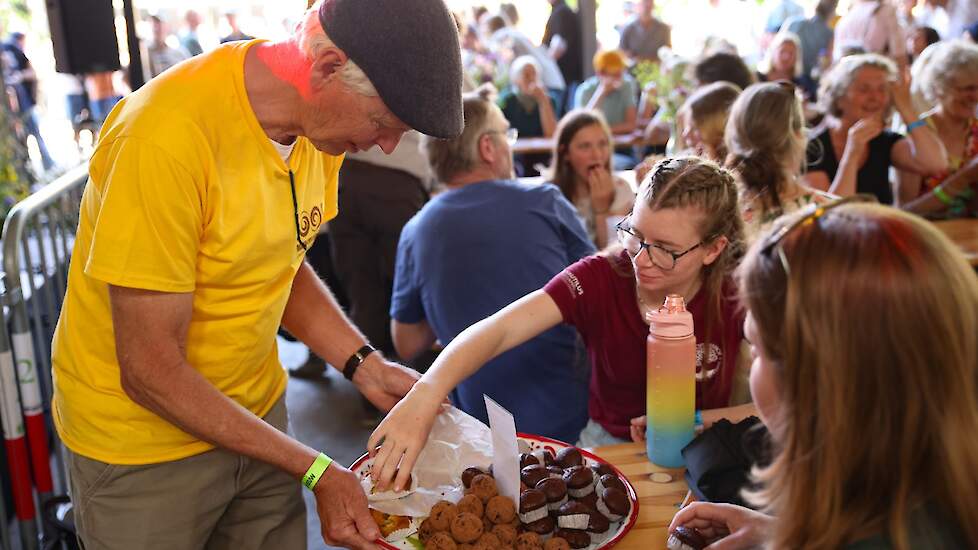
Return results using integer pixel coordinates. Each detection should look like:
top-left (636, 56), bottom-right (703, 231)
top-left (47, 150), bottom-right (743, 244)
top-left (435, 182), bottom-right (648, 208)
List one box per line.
top-left (670, 201), bottom-right (978, 550)
top-left (367, 156), bottom-right (755, 493)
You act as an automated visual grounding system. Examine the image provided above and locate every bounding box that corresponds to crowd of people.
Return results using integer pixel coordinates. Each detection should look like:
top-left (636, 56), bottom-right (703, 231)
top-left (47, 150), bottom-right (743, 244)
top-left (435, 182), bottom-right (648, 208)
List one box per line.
top-left (4, 0), bottom-right (976, 549)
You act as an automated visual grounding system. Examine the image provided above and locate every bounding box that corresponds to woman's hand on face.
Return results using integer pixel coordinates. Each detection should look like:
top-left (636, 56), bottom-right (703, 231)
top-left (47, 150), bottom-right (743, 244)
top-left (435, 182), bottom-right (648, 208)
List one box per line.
top-left (366, 382), bottom-right (446, 493)
top-left (587, 167), bottom-right (616, 214)
top-left (845, 118), bottom-right (884, 155)
top-left (629, 415), bottom-right (647, 442)
top-left (526, 81), bottom-right (547, 102)
top-left (669, 502), bottom-right (773, 550)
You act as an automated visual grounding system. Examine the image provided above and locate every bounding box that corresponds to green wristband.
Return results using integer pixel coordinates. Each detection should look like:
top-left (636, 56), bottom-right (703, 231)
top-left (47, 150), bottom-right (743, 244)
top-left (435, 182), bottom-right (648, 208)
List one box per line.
top-left (933, 186), bottom-right (955, 206)
top-left (302, 452), bottom-right (333, 491)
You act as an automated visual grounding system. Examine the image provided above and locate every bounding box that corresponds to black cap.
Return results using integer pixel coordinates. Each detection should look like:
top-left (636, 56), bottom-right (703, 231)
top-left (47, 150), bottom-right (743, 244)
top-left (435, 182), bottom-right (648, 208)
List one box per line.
top-left (319, 0), bottom-right (463, 139)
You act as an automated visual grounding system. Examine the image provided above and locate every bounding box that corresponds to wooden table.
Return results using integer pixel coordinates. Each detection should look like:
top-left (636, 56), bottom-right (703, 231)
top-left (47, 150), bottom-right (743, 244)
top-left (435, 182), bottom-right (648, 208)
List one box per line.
top-left (934, 219), bottom-right (978, 267)
top-left (512, 133), bottom-right (642, 156)
top-left (591, 442), bottom-right (688, 550)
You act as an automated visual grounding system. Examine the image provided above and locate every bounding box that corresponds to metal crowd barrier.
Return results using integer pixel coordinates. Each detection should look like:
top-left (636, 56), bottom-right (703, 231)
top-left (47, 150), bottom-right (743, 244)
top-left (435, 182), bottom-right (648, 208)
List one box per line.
top-left (0, 164), bottom-right (88, 550)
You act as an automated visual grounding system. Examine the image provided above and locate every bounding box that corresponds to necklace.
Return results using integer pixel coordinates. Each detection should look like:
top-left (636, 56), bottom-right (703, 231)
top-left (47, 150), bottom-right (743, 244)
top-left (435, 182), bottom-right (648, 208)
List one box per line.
top-left (636, 287), bottom-right (656, 323)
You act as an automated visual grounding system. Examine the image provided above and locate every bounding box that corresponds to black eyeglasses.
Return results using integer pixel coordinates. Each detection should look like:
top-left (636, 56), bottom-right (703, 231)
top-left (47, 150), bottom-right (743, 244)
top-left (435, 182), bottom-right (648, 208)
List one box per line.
top-left (615, 219), bottom-right (712, 271)
top-left (289, 170), bottom-right (307, 251)
top-left (760, 194), bottom-right (877, 274)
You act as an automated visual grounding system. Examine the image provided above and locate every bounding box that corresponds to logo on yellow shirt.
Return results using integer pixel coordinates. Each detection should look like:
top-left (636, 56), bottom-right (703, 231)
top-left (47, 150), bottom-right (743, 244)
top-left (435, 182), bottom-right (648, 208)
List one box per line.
top-left (296, 203), bottom-right (325, 250)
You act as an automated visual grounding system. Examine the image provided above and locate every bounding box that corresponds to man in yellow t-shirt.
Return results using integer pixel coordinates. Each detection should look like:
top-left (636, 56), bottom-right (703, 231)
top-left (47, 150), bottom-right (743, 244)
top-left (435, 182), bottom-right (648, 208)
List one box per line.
top-left (51, 0), bottom-right (462, 548)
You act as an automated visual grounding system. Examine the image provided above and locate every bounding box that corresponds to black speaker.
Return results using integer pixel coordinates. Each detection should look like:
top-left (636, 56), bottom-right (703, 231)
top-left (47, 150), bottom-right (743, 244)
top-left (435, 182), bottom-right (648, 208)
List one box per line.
top-left (45, 0), bottom-right (121, 74)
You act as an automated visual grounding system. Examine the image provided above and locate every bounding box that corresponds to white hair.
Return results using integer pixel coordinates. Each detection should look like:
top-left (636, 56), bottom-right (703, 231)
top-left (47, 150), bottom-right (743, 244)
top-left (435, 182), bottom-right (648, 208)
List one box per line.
top-left (298, 3), bottom-right (378, 97)
top-left (509, 55), bottom-right (542, 87)
top-left (915, 40), bottom-right (978, 105)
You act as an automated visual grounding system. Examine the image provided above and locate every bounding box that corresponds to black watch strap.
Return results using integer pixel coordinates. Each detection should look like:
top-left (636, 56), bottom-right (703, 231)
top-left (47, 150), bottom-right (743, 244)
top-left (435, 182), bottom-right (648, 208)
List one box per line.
top-left (343, 344), bottom-right (377, 381)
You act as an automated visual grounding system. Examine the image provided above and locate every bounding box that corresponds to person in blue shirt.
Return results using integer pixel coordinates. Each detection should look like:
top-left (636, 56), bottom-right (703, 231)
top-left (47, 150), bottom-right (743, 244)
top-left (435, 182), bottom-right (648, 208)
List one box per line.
top-left (390, 90), bottom-right (595, 443)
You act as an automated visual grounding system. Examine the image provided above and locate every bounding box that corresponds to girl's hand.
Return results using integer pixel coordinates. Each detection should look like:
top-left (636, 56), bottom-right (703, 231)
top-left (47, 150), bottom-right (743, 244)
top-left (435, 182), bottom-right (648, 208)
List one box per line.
top-left (366, 382), bottom-right (446, 493)
top-left (588, 167), bottom-right (615, 214)
top-left (629, 415), bottom-right (647, 442)
top-left (669, 502), bottom-right (773, 550)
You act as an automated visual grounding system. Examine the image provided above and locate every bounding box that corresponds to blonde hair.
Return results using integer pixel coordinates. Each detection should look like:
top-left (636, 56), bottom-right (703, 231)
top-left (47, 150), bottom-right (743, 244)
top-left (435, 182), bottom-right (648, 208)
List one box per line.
top-left (817, 53), bottom-right (895, 118)
top-left (425, 90), bottom-right (496, 182)
top-left (609, 157), bottom-right (746, 342)
top-left (677, 81), bottom-right (741, 161)
top-left (916, 39), bottom-right (978, 105)
top-left (592, 50), bottom-right (627, 73)
top-left (739, 204), bottom-right (978, 550)
top-left (757, 32), bottom-right (803, 78)
top-left (298, 2), bottom-right (378, 97)
top-left (725, 82), bottom-right (806, 211)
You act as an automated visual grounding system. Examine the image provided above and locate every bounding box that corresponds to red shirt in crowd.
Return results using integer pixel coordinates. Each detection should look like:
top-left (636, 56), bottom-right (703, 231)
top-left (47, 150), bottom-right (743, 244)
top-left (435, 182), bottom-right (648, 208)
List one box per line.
top-left (544, 250), bottom-right (745, 439)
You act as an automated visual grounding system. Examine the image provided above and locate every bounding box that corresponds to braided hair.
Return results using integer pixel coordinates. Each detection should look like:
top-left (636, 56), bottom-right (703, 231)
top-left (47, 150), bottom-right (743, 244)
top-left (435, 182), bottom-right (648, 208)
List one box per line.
top-left (608, 156), bottom-right (746, 344)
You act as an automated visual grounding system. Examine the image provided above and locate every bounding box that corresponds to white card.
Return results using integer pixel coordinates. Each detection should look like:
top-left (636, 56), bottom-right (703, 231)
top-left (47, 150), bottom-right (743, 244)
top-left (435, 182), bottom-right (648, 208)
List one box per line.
top-left (484, 395), bottom-right (520, 503)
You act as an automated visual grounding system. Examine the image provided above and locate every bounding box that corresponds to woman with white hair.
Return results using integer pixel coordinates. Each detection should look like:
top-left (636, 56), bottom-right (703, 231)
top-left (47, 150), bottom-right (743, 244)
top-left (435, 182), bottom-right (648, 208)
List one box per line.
top-left (899, 40), bottom-right (978, 218)
top-left (801, 54), bottom-right (946, 204)
top-left (498, 55), bottom-right (560, 175)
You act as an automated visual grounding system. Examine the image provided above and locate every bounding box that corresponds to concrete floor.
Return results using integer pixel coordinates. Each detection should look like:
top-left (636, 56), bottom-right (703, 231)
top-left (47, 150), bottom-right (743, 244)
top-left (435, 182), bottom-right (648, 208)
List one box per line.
top-left (278, 337), bottom-right (377, 550)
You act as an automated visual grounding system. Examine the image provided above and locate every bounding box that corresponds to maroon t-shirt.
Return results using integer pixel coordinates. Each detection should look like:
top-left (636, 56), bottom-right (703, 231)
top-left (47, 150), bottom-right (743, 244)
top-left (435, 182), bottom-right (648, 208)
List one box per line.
top-left (544, 251), bottom-right (745, 440)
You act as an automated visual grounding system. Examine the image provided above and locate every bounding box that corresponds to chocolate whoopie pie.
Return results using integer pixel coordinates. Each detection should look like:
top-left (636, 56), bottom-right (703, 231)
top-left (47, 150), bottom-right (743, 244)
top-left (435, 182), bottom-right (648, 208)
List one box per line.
top-left (562, 466), bottom-right (595, 498)
top-left (596, 487), bottom-right (629, 521)
top-left (597, 473), bottom-right (626, 494)
top-left (574, 491), bottom-right (599, 512)
top-left (524, 515), bottom-right (556, 538)
top-left (531, 449), bottom-right (555, 466)
top-left (552, 528), bottom-right (591, 549)
top-left (462, 467), bottom-right (487, 488)
top-left (555, 501), bottom-right (591, 531)
top-left (519, 489), bottom-right (549, 525)
top-left (546, 465), bottom-right (565, 480)
top-left (667, 526), bottom-right (707, 550)
top-left (535, 477), bottom-right (568, 511)
top-left (521, 465), bottom-right (550, 488)
top-left (520, 453), bottom-right (540, 469)
top-left (587, 510), bottom-right (610, 534)
top-left (555, 447), bottom-right (584, 469)
top-left (591, 463), bottom-right (616, 478)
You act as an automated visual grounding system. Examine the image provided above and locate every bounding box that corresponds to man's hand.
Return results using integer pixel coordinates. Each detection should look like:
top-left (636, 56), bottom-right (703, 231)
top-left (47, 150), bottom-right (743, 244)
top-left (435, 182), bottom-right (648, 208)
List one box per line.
top-left (313, 463), bottom-right (381, 550)
top-left (353, 356), bottom-right (422, 412)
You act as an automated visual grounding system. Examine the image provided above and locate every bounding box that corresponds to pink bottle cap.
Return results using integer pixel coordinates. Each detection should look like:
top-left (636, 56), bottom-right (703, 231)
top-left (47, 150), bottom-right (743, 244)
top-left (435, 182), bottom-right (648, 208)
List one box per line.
top-left (647, 294), bottom-right (694, 338)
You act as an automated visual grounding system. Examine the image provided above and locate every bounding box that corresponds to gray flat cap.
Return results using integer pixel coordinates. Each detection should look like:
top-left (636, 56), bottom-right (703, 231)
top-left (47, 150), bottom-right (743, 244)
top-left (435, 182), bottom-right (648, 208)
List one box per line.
top-left (319, 0), bottom-right (463, 139)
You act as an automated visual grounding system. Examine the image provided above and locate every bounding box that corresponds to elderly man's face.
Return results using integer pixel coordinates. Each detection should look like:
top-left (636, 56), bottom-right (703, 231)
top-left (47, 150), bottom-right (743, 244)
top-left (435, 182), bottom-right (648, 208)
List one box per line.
top-left (301, 81), bottom-right (409, 156)
top-left (482, 106), bottom-right (515, 179)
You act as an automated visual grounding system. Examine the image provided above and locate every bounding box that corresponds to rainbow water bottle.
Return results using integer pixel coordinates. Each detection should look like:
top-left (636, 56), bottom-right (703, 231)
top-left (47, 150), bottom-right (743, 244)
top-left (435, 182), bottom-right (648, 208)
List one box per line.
top-left (646, 294), bottom-right (696, 468)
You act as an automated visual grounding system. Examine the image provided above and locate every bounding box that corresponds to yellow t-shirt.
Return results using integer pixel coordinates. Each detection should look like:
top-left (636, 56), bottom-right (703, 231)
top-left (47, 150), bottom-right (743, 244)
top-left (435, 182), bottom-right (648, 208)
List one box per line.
top-left (51, 40), bottom-right (343, 465)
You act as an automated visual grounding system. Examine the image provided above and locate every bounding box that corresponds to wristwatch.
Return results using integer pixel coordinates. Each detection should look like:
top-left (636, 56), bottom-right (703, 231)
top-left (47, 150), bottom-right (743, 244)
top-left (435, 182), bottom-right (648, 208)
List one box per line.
top-left (343, 344), bottom-right (378, 381)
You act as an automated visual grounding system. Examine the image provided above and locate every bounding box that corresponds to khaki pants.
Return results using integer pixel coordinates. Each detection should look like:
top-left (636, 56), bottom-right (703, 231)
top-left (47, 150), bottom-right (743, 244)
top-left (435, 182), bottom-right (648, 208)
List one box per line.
top-left (67, 397), bottom-right (306, 550)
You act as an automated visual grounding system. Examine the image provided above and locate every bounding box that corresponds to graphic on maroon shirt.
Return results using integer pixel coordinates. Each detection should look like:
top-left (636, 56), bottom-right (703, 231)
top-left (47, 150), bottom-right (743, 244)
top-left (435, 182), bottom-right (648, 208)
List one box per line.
top-left (544, 251), bottom-right (744, 440)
